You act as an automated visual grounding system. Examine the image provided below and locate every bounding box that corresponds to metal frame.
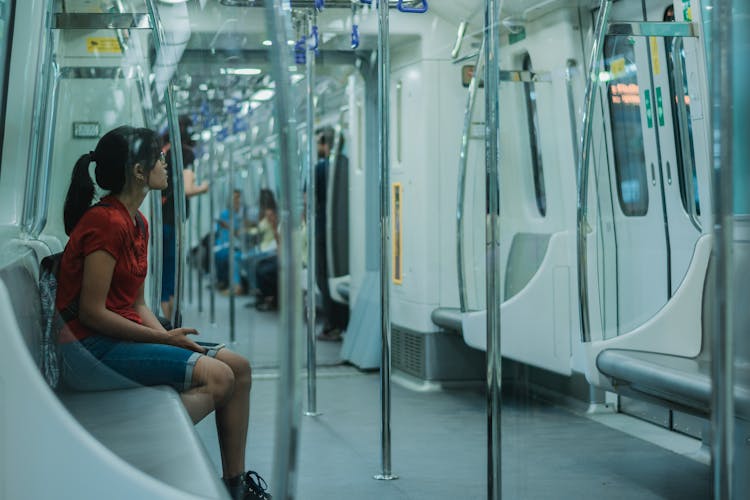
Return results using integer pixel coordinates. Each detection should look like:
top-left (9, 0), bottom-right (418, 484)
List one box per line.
top-left (264, 2), bottom-right (304, 499)
top-left (304, 9), bottom-right (321, 418)
top-left (708, 2), bottom-right (735, 497)
top-left (52, 13), bottom-right (152, 30)
top-left (484, 0), bottom-right (502, 498)
top-left (373, 0), bottom-right (396, 482)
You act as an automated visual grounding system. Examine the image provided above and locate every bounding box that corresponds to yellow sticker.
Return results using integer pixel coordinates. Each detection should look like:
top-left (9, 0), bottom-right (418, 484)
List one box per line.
top-left (650, 37), bottom-right (660, 75)
top-left (86, 37), bottom-right (121, 54)
top-left (610, 57), bottom-right (626, 77)
top-left (392, 182), bottom-right (403, 285)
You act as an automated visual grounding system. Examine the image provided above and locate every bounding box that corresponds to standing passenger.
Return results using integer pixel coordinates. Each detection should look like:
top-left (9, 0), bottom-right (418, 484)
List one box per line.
top-left (57, 126), bottom-right (270, 500)
top-left (313, 127), bottom-right (349, 340)
top-left (161, 115), bottom-right (209, 321)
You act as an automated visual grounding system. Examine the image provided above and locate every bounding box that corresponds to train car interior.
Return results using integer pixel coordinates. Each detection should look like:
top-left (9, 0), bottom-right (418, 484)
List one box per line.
top-left (0, 0), bottom-right (747, 498)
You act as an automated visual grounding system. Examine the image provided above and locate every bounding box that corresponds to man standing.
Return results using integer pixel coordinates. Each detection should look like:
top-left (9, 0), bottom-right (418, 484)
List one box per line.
top-left (314, 127), bottom-right (349, 340)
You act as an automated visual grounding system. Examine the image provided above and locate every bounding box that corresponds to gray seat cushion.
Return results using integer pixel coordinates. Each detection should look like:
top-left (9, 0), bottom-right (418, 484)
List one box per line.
top-left (597, 349), bottom-right (750, 419)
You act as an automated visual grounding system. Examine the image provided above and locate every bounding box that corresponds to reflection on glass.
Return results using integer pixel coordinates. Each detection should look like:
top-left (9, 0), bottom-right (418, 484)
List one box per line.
top-left (604, 36), bottom-right (649, 217)
top-left (665, 37), bottom-right (700, 216)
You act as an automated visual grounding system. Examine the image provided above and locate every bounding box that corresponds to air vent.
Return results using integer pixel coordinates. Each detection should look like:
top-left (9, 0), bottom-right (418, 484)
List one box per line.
top-left (220, 0), bottom-right (257, 6)
top-left (392, 328), bottom-right (425, 379)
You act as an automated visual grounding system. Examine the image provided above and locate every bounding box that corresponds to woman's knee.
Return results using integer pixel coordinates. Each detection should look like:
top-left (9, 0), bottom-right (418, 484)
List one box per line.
top-left (216, 350), bottom-right (252, 392)
top-left (194, 357), bottom-right (235, 404)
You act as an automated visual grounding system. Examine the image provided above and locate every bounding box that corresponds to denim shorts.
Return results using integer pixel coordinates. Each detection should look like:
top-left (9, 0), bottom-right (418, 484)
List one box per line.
top-left (60, 335), bottom-right (224, 392)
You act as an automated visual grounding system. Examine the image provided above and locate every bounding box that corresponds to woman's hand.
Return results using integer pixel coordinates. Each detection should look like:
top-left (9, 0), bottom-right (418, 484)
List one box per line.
top-left (165, 327), bottom-right (206, 353)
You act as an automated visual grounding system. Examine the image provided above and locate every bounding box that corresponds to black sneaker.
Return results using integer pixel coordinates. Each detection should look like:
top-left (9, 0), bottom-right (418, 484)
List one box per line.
top-left (242, 471), bottom-right (272, 500)
top-left (224, 471), bottom-right (271, 500)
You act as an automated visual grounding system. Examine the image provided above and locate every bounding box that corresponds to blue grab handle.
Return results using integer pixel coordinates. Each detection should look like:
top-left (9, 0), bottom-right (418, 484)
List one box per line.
top-left (351, 24), bottom-right (360, 49)
top-left (295, 36), bottom-right (307, 65)
top-left (398, 0), bottom-right (428, 13)
top-left (360, 0), bottom-right (372, 4)
top-left (315, 0), bottom-right (325, 10)
top-left (309, 25), bottom-right (320, 53)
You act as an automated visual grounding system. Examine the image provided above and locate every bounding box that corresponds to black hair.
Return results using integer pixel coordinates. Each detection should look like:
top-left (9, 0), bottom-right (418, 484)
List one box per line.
top-left (63, 126), bottom-right (161, 235)
top-left (316, 126), bottom-right (335, 147)
top-left (259, 188), bottom-right (277, 212)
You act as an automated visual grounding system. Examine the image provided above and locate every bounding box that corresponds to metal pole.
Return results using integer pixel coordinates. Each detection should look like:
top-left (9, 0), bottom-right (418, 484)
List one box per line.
top-left (264, 2), bottom-right (304, 499)
top-left (229, 144), bottom-right (237, 343)
top-left (484, 0), bottom-right (502, 499)
top-left (576, 0), bottom-right (612, 343)
top-left (373, 0), bottom-right (396, 482)
top-left (305, 9), bottom-right (321, 418)
top-left (150, 191), bottom-right (164, 314)
top-left (209, 138), bottom-right (217, 325)
top-left (709, 1), bottom-right (734, 497)
top-left (196, 157), bottom-right (204, 314)
top-left (187, 194), bottom-right (194, 306)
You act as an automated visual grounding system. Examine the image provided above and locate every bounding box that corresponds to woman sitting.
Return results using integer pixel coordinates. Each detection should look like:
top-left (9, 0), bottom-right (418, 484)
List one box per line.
top-left (56, 126), bottom-right (270, 500)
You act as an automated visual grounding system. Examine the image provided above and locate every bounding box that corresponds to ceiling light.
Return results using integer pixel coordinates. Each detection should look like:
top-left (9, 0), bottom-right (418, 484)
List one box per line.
top-left (290, 74), bottom-right (304, 85)
top-left (251, 89), bottom-right (275, 101)
top-left (199, 83), bottom-right (208, 91)
top-left (158, 0), bottom-right (188, 4)
top-left (262, 40), bottom-right (273, 47)
top-left (220, 67), bottom-right (262, 76)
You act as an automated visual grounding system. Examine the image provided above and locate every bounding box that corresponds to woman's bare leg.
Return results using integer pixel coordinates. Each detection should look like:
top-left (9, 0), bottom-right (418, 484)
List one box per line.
top-left (213, 349), bottom-right (252, 479)
top-left (181, 356), bottom-right (235, 424)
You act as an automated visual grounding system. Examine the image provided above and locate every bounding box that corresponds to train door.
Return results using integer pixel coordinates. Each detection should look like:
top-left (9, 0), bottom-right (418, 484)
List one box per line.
top-left (597, 1), bottom-right (697, 334)
top-left (646, 3), bottom-right (703, 295)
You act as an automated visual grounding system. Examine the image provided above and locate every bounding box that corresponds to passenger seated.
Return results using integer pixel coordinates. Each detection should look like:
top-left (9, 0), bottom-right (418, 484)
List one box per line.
top-left (56, 126), bottom-right (270, 500)
top-left (215, 189), bottom-right (248, 295)
top-left (243, 189), bottom-right (278, 300)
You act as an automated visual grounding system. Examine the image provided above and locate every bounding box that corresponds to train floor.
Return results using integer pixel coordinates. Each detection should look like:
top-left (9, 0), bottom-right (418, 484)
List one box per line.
top-left (180, 282), bottom-right (712, 499)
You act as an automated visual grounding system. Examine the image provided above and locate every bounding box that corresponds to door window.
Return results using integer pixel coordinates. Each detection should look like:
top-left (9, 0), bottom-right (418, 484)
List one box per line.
top-left (604, 36), bottom-right (649, 217)
top-left (522, 53), bottom-right (546, 216)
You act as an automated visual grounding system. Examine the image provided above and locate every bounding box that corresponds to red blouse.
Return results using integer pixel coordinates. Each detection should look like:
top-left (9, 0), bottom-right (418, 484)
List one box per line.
top-left (56, 195), bottom-right (149, 342)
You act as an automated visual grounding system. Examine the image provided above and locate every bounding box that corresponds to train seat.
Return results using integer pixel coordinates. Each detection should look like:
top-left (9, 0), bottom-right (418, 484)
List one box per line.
top-left (0, 244), bottom-right (227, 499)
top-left (596, 349), bottom-right (750, 419)
top-left (596, 216), bottom-right (750, 423)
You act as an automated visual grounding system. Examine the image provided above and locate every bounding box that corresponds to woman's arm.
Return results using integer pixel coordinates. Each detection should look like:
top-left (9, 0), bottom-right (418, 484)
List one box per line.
top-left (79, 251), bottom-right (204, 352)
top-left (133, 283), bottom-right (167, 332)
top-left (183, 168), bottom-right (209, 197)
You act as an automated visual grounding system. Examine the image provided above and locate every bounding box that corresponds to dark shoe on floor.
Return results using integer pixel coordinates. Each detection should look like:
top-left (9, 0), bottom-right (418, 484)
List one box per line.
top-left (255, 296), bottom-right (277, 311)
top-left (316, 328), bottom-right (342, 342)
top-left (224, 470), bottom-right (271, 500)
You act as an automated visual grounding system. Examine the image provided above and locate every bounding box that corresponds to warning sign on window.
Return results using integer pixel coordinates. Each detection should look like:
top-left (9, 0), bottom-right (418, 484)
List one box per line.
top-left (86, 37), bottom-right (121, 54)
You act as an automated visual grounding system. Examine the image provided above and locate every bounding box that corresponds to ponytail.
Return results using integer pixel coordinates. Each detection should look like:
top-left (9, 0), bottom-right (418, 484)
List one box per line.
top-left (63, 153), bottom-right (95, 235)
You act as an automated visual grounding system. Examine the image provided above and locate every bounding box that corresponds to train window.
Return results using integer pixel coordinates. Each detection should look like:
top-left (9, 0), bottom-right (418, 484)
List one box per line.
top-left (0, 0), bottom-right (15, 161)
top-left (603, 36), bottom-right (649, 217)
top-left (665, 39), bottom-right (701, 217)
top-left (522, 53), bottom-right (546, 216)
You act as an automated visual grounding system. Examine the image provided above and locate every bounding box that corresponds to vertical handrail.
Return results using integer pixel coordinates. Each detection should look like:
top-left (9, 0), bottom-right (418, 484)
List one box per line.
top-left (22, 8), bottom-right (58, 239)
top-left (709, 1), bottom-right (734, 498)
top-left (196, 158), bottom-right (204, 314)
top-left (264, 2), bottom-right (304, 499)
top-left (228, 144), bottom-right (236, 343)
top-left (146, 0), bottom-right (187, 328)
top-left (576, 0), bottom-right (612, 343)
top-left (209, 138), bottom-right (217, 324)
top-left (565, 60), bottom-right (579, 164)
top-left (484, 0), bottom-right (502, 498)
top-left (374, 0), bottom-right (396, 482)
top-left (304, 9), bottom-right (320, 418)
top-left (456, 38), bottom-right (485, 313)
top-left (150, 192), bottom-right (164, 313)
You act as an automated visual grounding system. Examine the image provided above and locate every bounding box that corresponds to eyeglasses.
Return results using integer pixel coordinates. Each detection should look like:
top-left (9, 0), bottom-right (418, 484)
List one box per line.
top-left (158, 151), bottom-right (167, 164)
